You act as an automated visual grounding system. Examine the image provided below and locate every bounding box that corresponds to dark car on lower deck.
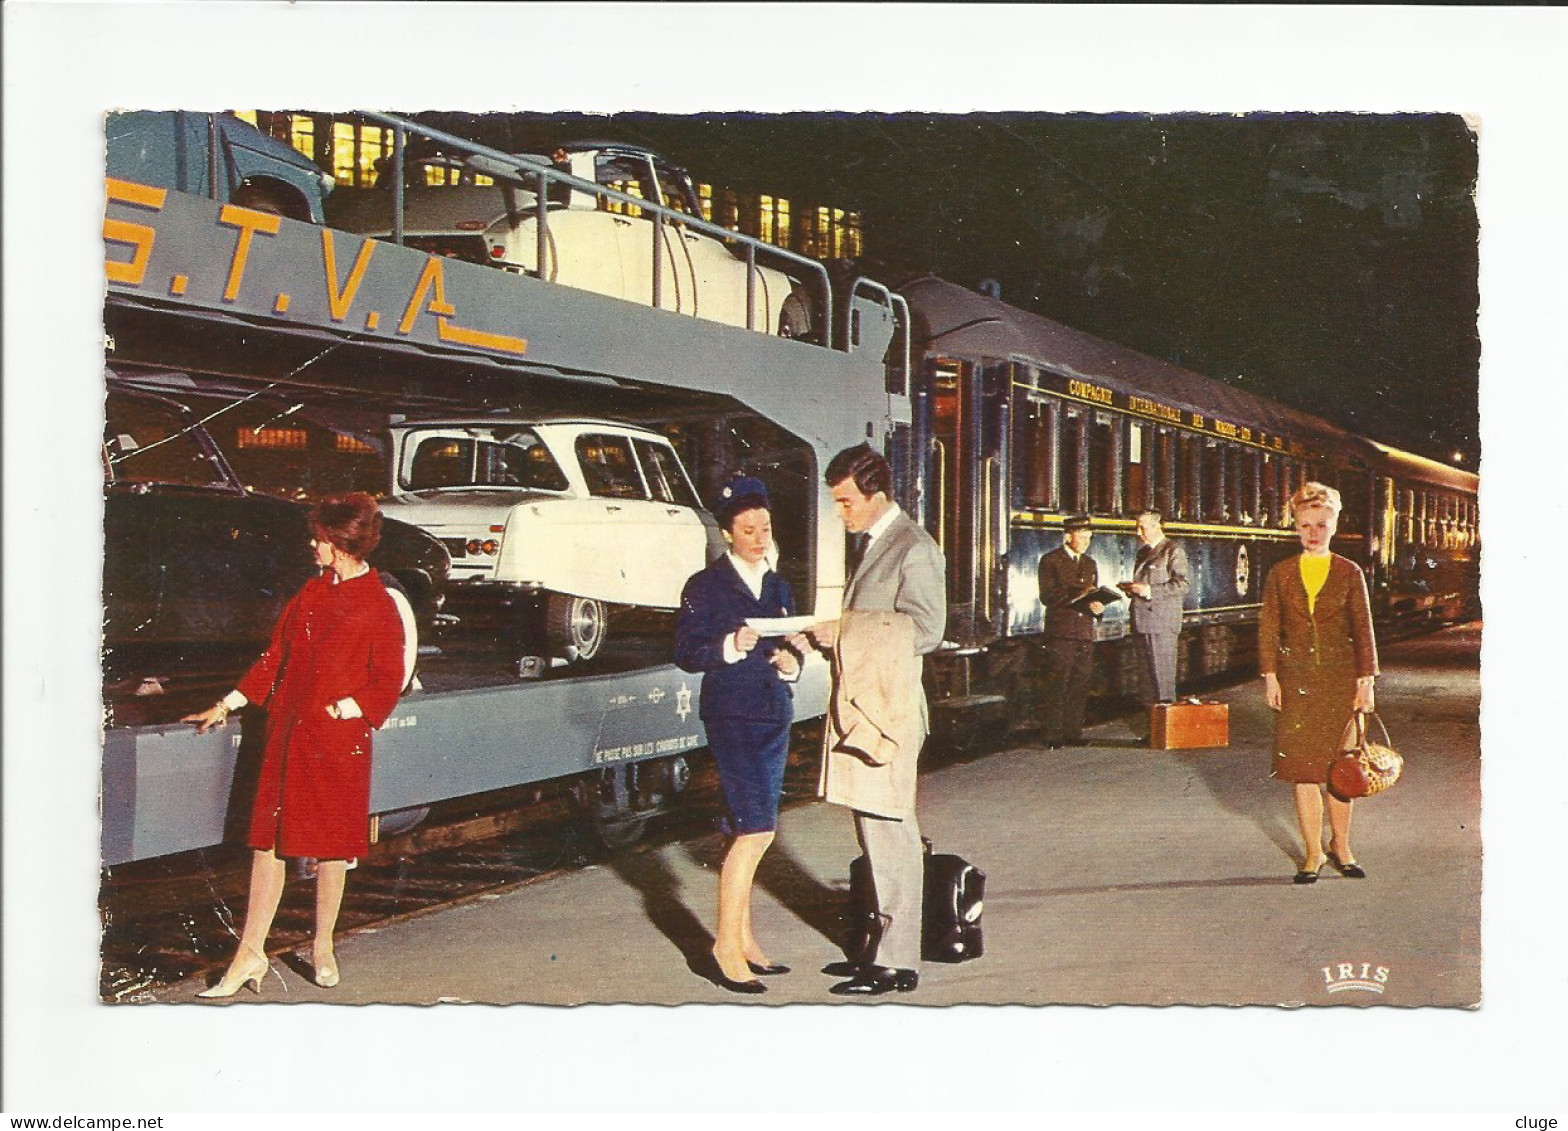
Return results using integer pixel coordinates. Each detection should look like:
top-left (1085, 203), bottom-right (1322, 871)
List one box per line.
top-left (103, 384), bottom-right (450, 725)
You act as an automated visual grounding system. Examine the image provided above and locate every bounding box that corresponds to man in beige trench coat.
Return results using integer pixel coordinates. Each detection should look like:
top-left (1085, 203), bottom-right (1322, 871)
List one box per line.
top-left (807, 444), bottom-right (946, 996)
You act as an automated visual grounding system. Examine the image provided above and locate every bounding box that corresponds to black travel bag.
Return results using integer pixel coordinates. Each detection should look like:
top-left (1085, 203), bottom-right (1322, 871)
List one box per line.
top-left (845, 840), bottom-right (985, 964)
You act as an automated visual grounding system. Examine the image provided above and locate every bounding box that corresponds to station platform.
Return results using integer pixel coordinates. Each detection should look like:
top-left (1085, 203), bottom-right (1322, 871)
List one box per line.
top-left (167, 624), bottom-right (1481, 1009)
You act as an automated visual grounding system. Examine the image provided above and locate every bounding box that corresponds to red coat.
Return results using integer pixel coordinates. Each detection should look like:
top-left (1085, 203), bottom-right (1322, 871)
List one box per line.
top-left (238, 570), bottom-right (405, 860)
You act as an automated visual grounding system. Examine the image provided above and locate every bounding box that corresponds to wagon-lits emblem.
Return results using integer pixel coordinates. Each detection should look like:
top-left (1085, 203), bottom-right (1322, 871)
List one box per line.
top-left (1235, 544), bottom-right (1251, 597)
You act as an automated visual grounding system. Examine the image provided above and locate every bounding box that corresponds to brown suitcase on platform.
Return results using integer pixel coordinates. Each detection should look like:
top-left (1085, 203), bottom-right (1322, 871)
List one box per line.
top-left (1150, 700), bottom-right (1229, 750)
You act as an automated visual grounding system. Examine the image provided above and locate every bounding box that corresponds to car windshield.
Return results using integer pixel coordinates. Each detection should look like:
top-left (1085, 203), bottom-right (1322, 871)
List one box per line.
top-left (104, 393), bottom-right (230, 489)
top-left (404, 428), bottom-right (569, 491)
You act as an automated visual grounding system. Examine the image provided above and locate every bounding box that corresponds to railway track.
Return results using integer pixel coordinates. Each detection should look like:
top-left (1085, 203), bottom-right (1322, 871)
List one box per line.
top-left (98, 725), bottom-right (830, 1002)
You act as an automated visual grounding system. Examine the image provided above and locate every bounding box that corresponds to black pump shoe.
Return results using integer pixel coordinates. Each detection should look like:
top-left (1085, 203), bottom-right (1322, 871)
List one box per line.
top-left (829, 966), bottom-right (919, 996)
top-left (701, 954), bottom-right (766, 995)
top-left (748, 961), bottom-right (791, 976)
top-left (1328, 853), bottom-right (1367, 879)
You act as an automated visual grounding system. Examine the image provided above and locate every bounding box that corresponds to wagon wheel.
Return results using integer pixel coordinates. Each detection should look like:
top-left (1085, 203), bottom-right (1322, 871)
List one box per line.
top-left (546, 594), bottom-right (607, 663)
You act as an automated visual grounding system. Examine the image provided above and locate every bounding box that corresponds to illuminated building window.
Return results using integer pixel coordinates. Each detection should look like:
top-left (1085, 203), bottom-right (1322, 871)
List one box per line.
top-left (697, 183), bottom-right (714, 223)
top-left (232, 110), bottom-right (258, 127)
top-left (236, 427), bottom-right (308, 451)
top-left (288, 116), bottom-right (314, 164)
top-left (336, 434), bottom-right (376, 454)
top-left (759, 195), bottom-right (774, 244)
top-left (775, 197), bottom-right (791, 249)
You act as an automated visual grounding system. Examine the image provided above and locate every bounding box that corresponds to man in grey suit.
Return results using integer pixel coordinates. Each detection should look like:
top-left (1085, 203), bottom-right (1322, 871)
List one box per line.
top-left (808, 444), bottom-right (946, 997)
top-left (1127, 510), bottom-right (1190, 711)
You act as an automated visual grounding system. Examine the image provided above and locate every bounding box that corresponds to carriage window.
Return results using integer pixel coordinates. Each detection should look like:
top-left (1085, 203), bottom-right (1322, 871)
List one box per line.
top-left (576, 434), bottom-right (647, 499)
top-left (1018, 396), bottom-right (1059, 509)
top-left (1125, 422), bottom-right (1151, 514)
top-left (1090, 413), bottom-right (1120, 514)
top-left (1174, 432), bottom-right (1199, 521)
top-left (1155, 428), bottom-right (1177, 517)
top-left (1202, 440), bottom-right (1227, 522)
top-left (1060, 406), bottom-right (1088, 514)
top-left (1239, 449), bottom-right (1260, 525)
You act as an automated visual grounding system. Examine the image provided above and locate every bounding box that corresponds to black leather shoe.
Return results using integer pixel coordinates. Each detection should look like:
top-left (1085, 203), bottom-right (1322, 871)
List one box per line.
top-left (828, 967), bottom-right (919, 996)
top-left (699, 955), bottom-right (766, 995)
top-left (748, 961), bottom-right (791, 976)
top-left (821, 960), bottom-right (864, 977)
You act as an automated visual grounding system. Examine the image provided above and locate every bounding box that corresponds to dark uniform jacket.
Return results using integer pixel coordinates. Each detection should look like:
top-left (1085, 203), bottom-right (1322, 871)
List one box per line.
top-left (674, 556), bottom-right (796, 724)
top-left (1038, 545), bottom-right (1099, 641)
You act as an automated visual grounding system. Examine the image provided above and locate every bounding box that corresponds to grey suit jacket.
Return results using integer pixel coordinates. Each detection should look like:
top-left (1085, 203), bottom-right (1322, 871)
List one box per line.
top-left (842, 509), bottom-right (947, 653)
top-left (1130, 537), bottom-right (1190, 636)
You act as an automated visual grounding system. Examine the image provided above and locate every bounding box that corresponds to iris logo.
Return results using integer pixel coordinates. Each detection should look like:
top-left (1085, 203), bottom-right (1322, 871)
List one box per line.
top-left (1321, 961), bottom-right (1390, 994)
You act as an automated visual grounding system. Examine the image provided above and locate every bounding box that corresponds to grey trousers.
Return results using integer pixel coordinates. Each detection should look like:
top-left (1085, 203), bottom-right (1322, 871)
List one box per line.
top-left (1136, 628), bottom-right (1179, 702)
top-left (853, 809), bottom-right (924, 971)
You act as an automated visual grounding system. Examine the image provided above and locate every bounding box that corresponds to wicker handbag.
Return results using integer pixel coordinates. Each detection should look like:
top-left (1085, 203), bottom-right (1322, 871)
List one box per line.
top-left (1327, 711), bottom-right (1403, 802)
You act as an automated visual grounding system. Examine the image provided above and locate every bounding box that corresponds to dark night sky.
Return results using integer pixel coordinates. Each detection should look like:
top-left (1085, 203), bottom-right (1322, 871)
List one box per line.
top-left (418, 111), bottom-right (1480, 465)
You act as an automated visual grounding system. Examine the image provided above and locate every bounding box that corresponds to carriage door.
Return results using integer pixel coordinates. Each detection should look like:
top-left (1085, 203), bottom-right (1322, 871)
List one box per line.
top-left (924, 358), bottom-right (1007, 643)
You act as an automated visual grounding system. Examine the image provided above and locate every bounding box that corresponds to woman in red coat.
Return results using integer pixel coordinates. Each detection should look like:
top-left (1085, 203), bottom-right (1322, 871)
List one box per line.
top-left (1259, 482), bottom-right (1379, 885)
top-left (184, 492), bottom-right (406, 996)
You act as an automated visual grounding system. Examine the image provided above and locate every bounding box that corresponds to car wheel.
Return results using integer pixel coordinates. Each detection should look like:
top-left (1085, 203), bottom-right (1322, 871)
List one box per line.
top-left (546, 593), bottom-right (606, 663)
top-left (778, 291), bottom-right (813, 341)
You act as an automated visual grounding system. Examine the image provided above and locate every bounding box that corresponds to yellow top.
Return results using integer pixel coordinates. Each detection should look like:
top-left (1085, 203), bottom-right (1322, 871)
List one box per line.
top-left (1300, 553), bottom-right (1332, 614)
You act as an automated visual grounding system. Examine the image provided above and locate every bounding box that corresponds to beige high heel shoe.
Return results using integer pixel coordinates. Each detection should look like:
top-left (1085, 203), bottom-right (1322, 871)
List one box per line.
top-left (314, 952), bottom-right (340, 988)
top-left (197, 950), bottom-right (269, 998)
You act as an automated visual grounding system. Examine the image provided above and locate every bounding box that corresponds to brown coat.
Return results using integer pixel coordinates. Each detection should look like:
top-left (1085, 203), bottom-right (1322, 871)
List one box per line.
top-left (820, 610), bottom-right (924, 819)
top-left (1258, 552), bottom-right (1379, 783)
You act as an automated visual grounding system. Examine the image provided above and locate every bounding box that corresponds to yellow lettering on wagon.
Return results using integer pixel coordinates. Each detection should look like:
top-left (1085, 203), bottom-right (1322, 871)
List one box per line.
top-left (398, 256), bottom-right (529, 356)
top-left (217, 204), bottom-right (282, 302)
top-left (398, 257), bottom-right (457, 333)
top-left (103, 178), bottom-right (166, 286)
top-left (1067, 379), bottom-right (1114, 405)
top-left (322, 229), bottom-right (377, 322)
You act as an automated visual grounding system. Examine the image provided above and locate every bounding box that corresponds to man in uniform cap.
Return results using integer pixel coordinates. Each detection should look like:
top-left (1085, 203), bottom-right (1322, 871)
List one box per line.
top-left (1037, 514), bottom-right (1104, 749)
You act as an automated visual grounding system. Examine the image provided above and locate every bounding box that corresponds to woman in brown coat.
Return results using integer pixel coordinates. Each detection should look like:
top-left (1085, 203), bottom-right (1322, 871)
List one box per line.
top-left (1259, 482), bottom-right (1379, 884)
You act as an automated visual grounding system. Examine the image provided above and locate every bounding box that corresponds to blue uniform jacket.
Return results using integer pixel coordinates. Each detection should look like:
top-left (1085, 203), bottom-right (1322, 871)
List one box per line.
top-left (674, 557), bottom-right (796, 724)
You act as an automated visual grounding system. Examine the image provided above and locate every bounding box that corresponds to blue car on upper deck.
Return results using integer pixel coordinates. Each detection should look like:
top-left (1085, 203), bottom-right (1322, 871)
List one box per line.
top-left (105, 110), bottom-right (335, 223)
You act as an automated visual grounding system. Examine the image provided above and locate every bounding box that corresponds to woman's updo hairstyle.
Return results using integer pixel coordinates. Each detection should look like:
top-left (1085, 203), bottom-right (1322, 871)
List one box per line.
top-left (1288, 481), bottom-right (1343, 521)
top-left (309, 491), bottom-right (383, 559)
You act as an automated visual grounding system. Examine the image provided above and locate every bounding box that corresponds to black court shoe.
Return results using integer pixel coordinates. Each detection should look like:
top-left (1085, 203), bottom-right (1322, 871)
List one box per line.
top-left (1328, 853), bottom-right (1367, 879)
top-left (700, 954), bottom-right (765, 995)
top-left (1294, 855), bottom-right (1327, 885)
top-left (748, 961), bottom-right (791, 976)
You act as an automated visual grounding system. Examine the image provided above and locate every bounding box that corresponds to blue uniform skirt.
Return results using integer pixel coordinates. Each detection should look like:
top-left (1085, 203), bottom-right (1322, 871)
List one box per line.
top-left (704, 716), bottom-right (791, 836)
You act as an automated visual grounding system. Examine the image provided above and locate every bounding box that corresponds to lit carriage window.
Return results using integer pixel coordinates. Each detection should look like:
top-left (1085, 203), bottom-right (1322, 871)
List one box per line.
top-left (1125, 421), bottom-right (1150, 514)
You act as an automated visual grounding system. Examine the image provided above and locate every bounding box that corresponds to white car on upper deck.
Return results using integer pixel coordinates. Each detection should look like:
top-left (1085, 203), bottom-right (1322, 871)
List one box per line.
top-left (326, 142), bottom-right (814, 340)
top-left (381, 416), bottom-right (723, 669)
